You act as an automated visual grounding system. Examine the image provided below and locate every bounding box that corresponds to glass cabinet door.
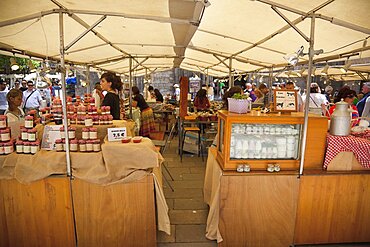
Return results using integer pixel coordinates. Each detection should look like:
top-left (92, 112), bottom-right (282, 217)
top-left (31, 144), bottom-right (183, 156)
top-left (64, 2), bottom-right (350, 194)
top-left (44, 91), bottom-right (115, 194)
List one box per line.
top-left (229, 123), bottom-right (301, 160)
top-left (218, 119), bottom-right (224, 154)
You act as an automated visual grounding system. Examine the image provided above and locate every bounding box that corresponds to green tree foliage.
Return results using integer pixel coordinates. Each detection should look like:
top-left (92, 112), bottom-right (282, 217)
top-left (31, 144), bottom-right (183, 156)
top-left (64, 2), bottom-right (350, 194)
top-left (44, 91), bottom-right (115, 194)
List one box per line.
top-left (0, 54), bottom-right (40, 74)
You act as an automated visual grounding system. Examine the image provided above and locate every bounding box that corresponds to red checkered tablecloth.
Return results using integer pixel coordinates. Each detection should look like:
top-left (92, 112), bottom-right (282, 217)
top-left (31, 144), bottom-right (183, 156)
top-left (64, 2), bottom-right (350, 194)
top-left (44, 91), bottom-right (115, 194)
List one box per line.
top-left (324, 133), bottom-right (370, 169)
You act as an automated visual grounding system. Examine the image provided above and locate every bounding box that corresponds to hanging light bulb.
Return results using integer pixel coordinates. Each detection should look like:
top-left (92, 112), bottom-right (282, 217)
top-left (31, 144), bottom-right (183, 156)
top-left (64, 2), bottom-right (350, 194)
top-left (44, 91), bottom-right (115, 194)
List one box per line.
top-left (321, 64), bottom-right (329, 76)
top-left (10, 57), bottom-right (19, 71)
top-left (340, 60), bottom-right (352, 73)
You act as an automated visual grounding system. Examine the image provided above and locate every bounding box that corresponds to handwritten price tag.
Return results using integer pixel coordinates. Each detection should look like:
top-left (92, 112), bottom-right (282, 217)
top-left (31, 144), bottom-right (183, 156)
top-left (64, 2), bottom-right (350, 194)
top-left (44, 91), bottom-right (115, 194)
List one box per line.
top-left (107, 127), bottom-right (127, 142)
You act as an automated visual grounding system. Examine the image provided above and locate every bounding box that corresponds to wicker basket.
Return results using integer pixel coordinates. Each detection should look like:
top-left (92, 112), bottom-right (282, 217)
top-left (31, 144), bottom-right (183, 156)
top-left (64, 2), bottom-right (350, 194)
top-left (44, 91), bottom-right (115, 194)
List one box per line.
top-left (228, 98), bottom-right (251, 114)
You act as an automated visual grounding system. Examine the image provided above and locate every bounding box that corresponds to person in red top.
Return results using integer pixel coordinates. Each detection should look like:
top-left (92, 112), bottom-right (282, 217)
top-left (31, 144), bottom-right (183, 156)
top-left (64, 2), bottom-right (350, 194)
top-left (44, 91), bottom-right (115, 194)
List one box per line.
top-left (327, 86), bottom-right (359, 126)
top-left (194, 89), bottom-right (210, 112)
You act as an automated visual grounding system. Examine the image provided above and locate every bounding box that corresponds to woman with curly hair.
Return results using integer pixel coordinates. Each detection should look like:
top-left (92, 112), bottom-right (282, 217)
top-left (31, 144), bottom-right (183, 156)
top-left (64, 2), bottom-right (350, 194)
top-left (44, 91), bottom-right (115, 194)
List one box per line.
top-left (194, 88), bottom-right (210, 111)
top-left (100, 72), bottom-right (123, 120)
top-left (132, 86), bottom-right (156, 137)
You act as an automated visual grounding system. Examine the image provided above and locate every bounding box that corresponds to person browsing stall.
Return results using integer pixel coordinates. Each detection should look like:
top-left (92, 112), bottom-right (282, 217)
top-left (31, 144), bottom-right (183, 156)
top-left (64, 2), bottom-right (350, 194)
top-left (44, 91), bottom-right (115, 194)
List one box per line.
top-left (5, 89), bottom-right (25, 123)
top-left (194, 89), bottom-right (210, 112)
top-left (0, 79), bottom-right (9, 115)
top-left (154, 88), bottom-right (164, 103)
top-left (357, 82), bottom-right (370, 117)
top-left (100, 72), bottom-right (122, 120)
top-left (22, 81), bottom-right (42, 114)
top-left (132, 86), bottom-right (156, 137)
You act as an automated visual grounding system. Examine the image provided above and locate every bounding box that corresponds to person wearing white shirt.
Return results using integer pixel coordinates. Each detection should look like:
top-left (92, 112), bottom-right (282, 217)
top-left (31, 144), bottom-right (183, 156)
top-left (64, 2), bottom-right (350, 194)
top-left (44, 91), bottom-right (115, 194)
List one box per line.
top-left (361, 97), bottom-right (370, 119)
top-left (207, 84), bottom-right (214, 101)
top-left (302, 83), bottom-right (328, 115)
top-left (22, 81), bottom-right (43, 114)
top-left (0, 79), bottom-right (9, 115)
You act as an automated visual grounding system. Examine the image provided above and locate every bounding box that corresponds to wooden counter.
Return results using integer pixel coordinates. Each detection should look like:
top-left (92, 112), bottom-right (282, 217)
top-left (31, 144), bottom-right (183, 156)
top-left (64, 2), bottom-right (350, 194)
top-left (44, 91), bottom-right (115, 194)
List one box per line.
top-left (72, 175), bottom-right (156, 247)
top-left (0, 177), bottom-right (75, 247)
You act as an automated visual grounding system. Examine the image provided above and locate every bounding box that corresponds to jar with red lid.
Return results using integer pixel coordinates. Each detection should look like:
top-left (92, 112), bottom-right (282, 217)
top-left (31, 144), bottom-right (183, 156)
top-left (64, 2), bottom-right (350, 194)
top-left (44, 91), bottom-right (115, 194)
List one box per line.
top-left (25, 116), bottom-right (34, 128)
top-left (30, 141), bottom-right (39, 154)
top-left (82, 128), bottom-right (89, 140)
top-left (4, 142), bottom-right (13, 154)
top-left (0, 143), bottom-right (4, 155)
top-left (103, 115), bottom-right (109, 125)
top-left (99, 115), bottom-right (104, 125)
top-left (93, 115), bottom-right (99, 125)
top-left (62, 139), bottom-right (66, 151)
top-left (68, 127), bottom-right (76, 139)
top-left (101, 106), bottom-right (106, 115)
top-left (89, 127), bottom-right (97, 139)
top-left (1, 128), bottom-right (10, 142)
top-left (55, 139), bottom-right (63, 152)
top-left (0, 115), bottom-right (7, 129)
top-left (23, 141), bottom-right (31, 154)
top-left (21, 128), bottom-right (28, 141)
top-left (27, 128), bottom-right (37, 142)
top-left (67, 96), bottom-right (73, 105)
top-left (86, 140), bottom-right (93, 152)
top-left (70, 139), bottom-right (78, 152)
top-left (60, 126), bottom-right (65, 139)
top-left (108, 115), bottom-right (113, 125)
top-left (16, 140), bottom-right (23, 153)
top-left (93, 140), bottom-right (101, 152)
top-left (70, 114), bottom-right (77, 124)
top-left (79, 140), bottom-right (86, 152)
top-left (90, 98), bottom-right (95, 106)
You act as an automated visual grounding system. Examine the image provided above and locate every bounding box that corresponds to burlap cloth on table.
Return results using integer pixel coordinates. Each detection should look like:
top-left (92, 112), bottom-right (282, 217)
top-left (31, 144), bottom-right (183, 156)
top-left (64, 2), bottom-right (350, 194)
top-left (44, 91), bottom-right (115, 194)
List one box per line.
top-left (0, 137), bottom-right (171, 235)
top-left (203, 147), bottom-right (224, 243)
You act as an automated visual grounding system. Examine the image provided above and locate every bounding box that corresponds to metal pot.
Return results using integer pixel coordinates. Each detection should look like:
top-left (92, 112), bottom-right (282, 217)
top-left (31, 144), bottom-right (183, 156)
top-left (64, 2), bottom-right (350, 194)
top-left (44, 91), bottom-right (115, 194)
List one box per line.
top-left (329, 99), bottom-right (351, 136)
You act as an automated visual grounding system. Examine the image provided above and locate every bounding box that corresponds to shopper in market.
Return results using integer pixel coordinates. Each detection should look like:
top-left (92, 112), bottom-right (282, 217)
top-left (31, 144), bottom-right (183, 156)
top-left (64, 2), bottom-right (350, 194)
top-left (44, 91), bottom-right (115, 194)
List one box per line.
top-left (194, 88), bottom-right (210, 112)
top-left (154, 88), bottom-right (164, 103)
top-left (5, 89), bottom-right (25, 122)
top-left (258, 83), bottom-right (270, 107)
top-left (244, 83), bottom-right (256, 102)
top-left (92, 82), bottom-right (104, 108)
top-left (302, 83), bottom-right (328, 115)
top-left (132, 86), bottom-right (156, 137)
top-left (356, 82), bottom-right (370, 117)
top-left (20, 79), bottom-right (28, 92)
top-left (22, 80), bottom-right (43, 115)
top-left (0, 79), bottom-right (9, 115)
top-left (327, 86), bottom-right (359, 126)
top-left (100, 72), bottom-right (122, 120)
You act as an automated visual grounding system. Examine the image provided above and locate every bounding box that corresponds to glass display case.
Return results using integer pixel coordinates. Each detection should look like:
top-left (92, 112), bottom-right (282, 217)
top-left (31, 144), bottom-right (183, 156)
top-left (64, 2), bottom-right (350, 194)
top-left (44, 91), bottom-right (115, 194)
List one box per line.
top-left (216, 110), bottom-right (328, 171)
top-left (229, 123), bottom-right (301, 160)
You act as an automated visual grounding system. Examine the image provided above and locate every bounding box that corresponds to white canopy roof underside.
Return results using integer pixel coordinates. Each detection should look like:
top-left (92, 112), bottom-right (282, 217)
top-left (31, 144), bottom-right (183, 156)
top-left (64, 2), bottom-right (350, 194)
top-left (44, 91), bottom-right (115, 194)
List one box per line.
top-left (0, 0), bottom-right (369, 78)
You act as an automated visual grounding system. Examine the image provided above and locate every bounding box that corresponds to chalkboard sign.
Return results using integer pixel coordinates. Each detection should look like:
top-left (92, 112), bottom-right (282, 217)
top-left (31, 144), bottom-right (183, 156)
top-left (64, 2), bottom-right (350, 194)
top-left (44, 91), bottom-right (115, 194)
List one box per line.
top-left (273, 89), bottom-right (298, 112)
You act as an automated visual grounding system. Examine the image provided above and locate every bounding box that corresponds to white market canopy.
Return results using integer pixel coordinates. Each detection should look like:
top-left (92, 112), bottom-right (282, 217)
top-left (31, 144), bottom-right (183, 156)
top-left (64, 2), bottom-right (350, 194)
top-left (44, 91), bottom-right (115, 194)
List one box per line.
top-left (0, 0), bottom-right (369, 78)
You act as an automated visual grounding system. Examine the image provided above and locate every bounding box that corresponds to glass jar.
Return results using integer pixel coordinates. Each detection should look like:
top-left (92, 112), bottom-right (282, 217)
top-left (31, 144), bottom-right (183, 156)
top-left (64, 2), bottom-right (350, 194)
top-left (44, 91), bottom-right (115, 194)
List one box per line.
top-left (21, 128), bottom-right (28, 141)
top-left (1, 128), bottom-right (10, 142)
top-left (4, 142), bottom-right (13, 154)
top-left (90, 97), bottom-right (95, 106)
top-left (30, 141), bottom-right (39, 154)
top-left (99, 115), bottom-right (104, 125)
top-left (25, 116), bottom-right (34, 128)
top-left (23, 142), bottom-right (31, 154)
top-left (105, 106), bottom-right (110, 115)
top-left (16, 140), bottom-right (23, 153)
top-left (55, 139), bottom-right (63, 152)
top-left (92, 106), bottom-right (97, 115)
top-left (89, 127), bottom-right (97, 140)
top-left (82, 128), bottom-right (89, 140)
top-left (86, 140), bottom-right (93, 152)
top-left (101, 106), bottom-right (106, 115)
top-left (60, 126), bottom-right (65, 139)
top-left (68, 127), bottom-right (76, 139)
top-left (93, 140), bottom-right (100, 152)
top-left (70, 139), bottom-right (78, 152)
top-left (27, 128), bottom-right (37, 142)
top-left (108, 115), bottom-right (113, 125)
top-left (93, 115), bottom-right (99, 125)
top-left (0, 115), bottom-right (7, 128)
top-left (79, 140), bottom-right (86, 152)
top-left (0, 143), bottom-right (4, 155)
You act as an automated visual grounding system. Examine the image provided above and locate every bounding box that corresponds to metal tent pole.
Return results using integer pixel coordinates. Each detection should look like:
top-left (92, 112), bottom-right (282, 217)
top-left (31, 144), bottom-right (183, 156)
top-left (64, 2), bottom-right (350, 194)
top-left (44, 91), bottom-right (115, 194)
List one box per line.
top-left (299, 15), bottom-right (316, 176)
top-left (129, 56), bottom-right (133, 119)
top-left (59, 10), bottom-right (71, 177)
top-left (229, 58), bottom-right (234, 87)
top-left (86, 64), bottom-right (90, 94)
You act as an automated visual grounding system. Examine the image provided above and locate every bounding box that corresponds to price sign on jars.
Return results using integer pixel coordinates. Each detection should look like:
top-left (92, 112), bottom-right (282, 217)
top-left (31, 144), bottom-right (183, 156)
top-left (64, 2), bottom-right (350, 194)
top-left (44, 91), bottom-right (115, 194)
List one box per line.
top-left (107, 127), bottom-right (127, 142)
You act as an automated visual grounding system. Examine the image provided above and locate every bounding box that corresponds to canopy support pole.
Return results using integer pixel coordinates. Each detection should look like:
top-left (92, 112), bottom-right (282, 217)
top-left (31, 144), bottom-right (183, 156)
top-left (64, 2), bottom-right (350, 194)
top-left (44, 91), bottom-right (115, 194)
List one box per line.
top-left (129, 57), bottom-right (133, 119)
top-left (268, 67), bottom-right (273, 103)
top-left (86, 65), bottom-right (90, 94)
top-left (229, 58), bottom-right (234, 87)
top-left (299, 15), bottom-right (316, 176)
top-left (206, 69), bottom-right (209, 86)
top-left (58, 10), bottom-right (71, 177)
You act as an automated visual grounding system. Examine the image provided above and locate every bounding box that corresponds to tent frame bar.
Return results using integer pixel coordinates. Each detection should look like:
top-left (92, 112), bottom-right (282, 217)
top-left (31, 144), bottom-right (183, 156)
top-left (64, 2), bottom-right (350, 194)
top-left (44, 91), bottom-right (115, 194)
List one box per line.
top-left (64, 15), bottom-right (107, 51)
top-left (271, 6), bottom-right (309, 42)
top-left (0, 10), bottom-right (55, 28)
